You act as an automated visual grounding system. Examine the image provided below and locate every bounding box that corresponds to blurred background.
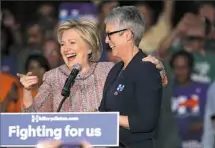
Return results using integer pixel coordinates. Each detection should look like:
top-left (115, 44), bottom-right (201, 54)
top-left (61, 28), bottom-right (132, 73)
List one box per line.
top-left (1, 0), bottom-right (215, 147)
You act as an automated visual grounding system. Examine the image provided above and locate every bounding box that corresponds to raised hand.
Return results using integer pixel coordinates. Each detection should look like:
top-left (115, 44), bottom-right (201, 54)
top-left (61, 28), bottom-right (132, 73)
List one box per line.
top-left (2, 9), bottom-right (16, 29)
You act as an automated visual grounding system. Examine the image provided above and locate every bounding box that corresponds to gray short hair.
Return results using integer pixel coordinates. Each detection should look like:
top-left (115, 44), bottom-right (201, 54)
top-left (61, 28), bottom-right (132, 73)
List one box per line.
top-left (104, 6), bottom-right (145, 46)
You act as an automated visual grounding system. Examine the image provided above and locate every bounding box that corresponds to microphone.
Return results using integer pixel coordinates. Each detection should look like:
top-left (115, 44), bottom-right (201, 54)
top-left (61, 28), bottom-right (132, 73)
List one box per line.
top-left (57, 64), bottom-right (82, 112)
top-left (61, 63), bottom-right (82, 97)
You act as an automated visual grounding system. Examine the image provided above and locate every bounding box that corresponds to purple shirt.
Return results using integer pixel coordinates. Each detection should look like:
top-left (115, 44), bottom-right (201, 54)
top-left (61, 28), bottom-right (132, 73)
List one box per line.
top-left (172, 81), bottom-right (209, 144)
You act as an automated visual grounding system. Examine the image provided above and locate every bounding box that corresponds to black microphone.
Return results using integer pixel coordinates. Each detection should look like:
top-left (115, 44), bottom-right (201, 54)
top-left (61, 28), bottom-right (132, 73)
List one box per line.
top-left (57, 64), bottom-right (82, 112)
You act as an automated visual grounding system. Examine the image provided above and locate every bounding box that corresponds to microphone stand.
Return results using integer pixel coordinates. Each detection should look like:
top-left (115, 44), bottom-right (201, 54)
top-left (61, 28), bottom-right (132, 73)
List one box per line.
top-left (57, 78), bottom-right (75, 112)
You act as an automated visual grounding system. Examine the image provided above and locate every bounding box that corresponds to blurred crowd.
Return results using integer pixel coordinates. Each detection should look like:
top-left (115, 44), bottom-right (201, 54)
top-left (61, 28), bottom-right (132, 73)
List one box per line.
top-left (1, 0), bottom-right (215, 147)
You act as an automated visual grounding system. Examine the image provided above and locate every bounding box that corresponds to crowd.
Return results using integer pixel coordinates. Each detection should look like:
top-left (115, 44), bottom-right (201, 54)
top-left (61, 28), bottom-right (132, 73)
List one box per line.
top-left (1, 0), bottom-right (215, 148)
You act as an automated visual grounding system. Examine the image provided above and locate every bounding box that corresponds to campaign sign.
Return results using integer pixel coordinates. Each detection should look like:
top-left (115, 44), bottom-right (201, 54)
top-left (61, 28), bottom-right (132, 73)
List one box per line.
top-left (59, 2), bottom-right (98, 23)
top-left (0, 112), bottom-right (119, 147)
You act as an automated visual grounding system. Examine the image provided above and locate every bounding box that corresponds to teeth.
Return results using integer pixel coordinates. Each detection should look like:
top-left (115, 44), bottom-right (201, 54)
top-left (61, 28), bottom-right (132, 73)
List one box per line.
top-left (67, 54), bottom-right (76, 58)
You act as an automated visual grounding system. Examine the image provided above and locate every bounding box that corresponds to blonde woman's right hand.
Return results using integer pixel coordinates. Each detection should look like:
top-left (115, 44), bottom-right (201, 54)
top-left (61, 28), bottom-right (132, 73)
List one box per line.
top-left (17, 72), bottom-right (38, 90)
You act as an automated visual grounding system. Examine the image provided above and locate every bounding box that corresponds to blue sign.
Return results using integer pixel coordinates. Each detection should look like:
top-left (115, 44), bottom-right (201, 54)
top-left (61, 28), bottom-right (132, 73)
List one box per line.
top-left (0, 112), bottom-right (119, 147)
top-left (59, 2), bottom-right (98, 23)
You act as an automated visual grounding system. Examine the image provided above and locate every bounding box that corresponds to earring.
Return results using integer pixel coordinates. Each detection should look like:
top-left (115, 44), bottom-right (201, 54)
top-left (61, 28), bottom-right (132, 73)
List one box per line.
top-left (88, 50), bottom-right (92, 54)
top-left (88, 50), bottom-right (93, 60)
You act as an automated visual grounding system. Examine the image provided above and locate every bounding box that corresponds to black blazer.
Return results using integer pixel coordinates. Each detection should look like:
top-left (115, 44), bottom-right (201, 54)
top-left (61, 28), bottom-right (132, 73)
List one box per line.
top-left (99, 50), bottom-right (163, 147)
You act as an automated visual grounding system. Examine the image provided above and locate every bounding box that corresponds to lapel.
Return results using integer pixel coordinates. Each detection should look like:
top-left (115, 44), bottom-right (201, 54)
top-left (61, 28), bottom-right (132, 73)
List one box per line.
top-left (103, 61), bottom-right (124, 97)
top-left (121, 50), bottom-right (145, 76)
top-left (103, 50), bottom-right (146, 98)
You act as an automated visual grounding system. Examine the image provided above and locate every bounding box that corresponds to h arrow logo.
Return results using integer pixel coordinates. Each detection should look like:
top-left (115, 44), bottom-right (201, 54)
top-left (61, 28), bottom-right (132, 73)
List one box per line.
top-left (31, 115), bottom-right (39, 123)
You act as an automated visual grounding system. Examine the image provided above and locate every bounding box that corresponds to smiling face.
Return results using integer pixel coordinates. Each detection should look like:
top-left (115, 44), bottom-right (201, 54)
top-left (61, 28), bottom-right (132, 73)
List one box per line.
top-left (60, 29), bottom-right (90, 70)
top-left (104, 6), bottom-right (145, 60)
top-left (57, 20), bottom-right (102, 69)
top-left (105, 22), bottom-right (128, 58)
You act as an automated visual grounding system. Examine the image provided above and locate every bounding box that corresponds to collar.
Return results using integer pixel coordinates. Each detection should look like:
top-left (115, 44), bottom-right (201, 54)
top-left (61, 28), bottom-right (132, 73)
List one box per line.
top-left (59, 62), bottom-right (97, 80)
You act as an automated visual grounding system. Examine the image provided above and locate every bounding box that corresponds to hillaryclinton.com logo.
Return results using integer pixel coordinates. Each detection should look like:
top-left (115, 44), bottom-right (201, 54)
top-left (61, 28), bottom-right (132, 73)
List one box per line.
top-left (31, 115), bottom-right (40, 123)
top-left (31, 115), bottom-right (79, 123)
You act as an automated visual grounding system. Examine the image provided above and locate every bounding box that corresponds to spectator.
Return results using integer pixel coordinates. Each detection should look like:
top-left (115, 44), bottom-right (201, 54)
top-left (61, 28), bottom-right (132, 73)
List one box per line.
top-left (97, 0), bottom-right (119, 62)
top-left (181, 18), bottom-right (215, 84)
top-left (43, 39), bottom-right (62, 69)
top-left (1, 23), bottom-right (18, 76)
top-left (199, 2), bottom-right (215, 53)
top-left (25, 20), bottom-right (45, 49)
top-left (199, 2), bottom-right (215, 38)
top-left (2, 9), bottom-right (23, 53)
top-left (135, 1), bottom-right (155, 30)
top-left (17, 20), bottom-right (45, 73)
top-left (159, 13), bottom-right (215, 83)
top-left (0, 72), bottom-right (22, 112)
top-left (170, 50), bottom-right (210, 147)
top-left (37, 3), bottom-right (57, 39)
top-left (137, 0), bottom-right (173, 54)
top-left (202, 81), bottom-right (215, 148)
top-left (24, 54), bottom-right (50, 97)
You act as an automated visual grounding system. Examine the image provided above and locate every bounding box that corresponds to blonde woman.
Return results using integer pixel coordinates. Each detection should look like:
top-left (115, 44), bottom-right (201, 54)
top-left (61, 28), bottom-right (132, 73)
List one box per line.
top-left (17, 19), bottom-right (166, 112)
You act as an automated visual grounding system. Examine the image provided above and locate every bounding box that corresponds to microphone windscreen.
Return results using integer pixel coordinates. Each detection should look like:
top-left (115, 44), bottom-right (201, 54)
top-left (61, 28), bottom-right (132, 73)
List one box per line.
top-left (72, 63), bottom-right (82, 71)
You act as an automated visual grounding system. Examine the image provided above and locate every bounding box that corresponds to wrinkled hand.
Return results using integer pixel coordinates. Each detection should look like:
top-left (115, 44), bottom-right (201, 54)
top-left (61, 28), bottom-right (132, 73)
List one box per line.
top-left (143, 55), bottom-right (168, 87)
top-left (17, 72), bottom-right (38, 90)
top-left (36, 140), bottom-right (92, 148)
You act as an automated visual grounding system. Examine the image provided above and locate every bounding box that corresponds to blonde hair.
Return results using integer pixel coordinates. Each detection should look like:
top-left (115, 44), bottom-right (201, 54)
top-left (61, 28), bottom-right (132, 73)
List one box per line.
top-left (57, 19), bottom-right (102, 62)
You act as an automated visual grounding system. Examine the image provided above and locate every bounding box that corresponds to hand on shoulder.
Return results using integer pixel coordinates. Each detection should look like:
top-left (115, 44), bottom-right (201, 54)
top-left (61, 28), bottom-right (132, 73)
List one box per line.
top-left (142, 55), bottom-right (168, 87)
